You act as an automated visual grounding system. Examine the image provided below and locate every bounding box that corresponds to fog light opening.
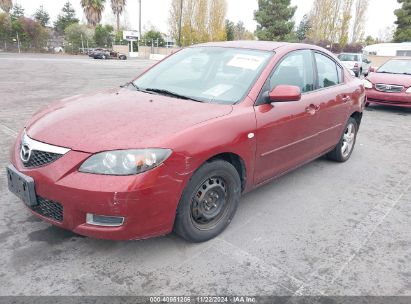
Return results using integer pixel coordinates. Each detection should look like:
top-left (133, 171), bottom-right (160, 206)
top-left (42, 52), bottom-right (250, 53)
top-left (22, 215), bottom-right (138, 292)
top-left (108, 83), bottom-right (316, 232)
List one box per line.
top-left (86, 213), bottom-right (124, 227)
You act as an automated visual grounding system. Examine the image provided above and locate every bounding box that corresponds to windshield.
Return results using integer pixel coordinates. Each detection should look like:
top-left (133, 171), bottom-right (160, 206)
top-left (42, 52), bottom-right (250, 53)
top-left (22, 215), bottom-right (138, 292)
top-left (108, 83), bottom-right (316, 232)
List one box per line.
top-left (377, 59), bottom-right (411, 74)
top-left (338, 54), bottom-right (360, 62)
top-left (133, 47), bottom-right (272, 104)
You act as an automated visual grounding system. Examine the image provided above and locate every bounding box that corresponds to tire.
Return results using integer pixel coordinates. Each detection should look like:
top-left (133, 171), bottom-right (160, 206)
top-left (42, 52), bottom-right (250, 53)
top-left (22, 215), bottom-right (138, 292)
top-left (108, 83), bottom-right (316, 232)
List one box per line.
top-left (365, 102), bottom-right (370, 107)
top-left (119, 55), bottom-right (127, 60)
top-left (102, 55), bottom-right (106, 60)
top-left (327, 117), bottom-right (358, 163)
top-left (174, 160), bottom-right (241, 243)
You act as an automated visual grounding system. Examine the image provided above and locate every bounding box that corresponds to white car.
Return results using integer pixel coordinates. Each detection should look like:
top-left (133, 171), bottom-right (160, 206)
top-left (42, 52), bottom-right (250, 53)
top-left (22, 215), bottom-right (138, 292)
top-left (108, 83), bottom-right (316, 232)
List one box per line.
top-left (337, 53), bottom-right (371, 77)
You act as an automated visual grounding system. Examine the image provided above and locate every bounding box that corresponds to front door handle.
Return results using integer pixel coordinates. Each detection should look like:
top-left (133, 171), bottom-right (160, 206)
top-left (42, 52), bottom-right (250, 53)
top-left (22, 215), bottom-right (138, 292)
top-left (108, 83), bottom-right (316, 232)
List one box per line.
top-left (306, 104), bottom-right (320, 115)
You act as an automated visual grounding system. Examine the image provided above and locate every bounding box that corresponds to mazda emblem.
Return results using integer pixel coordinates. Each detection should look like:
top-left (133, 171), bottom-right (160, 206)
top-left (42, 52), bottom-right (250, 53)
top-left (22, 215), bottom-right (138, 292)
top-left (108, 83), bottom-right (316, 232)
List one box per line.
top-left (20, 144), bottom-right (31, 163)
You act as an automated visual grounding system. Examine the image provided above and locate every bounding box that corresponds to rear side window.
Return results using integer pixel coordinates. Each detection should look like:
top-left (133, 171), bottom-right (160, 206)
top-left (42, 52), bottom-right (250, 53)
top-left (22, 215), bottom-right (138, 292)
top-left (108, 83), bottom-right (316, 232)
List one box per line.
top-left (269, 50), bottom-right (315, 93)
top-left (315, 53), bottom-right (340, 88)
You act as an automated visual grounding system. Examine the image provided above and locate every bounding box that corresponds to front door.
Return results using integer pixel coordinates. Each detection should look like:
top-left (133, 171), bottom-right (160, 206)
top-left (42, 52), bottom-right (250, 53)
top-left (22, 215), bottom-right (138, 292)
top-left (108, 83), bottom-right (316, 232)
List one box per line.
top-left (254, 50), bottom-right (322, 185)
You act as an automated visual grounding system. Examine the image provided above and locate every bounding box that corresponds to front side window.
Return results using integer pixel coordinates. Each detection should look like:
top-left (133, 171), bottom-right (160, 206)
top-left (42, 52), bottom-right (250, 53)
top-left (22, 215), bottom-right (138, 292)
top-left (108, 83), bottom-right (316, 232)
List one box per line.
top-left (133, 47), bottom-right (272, 104)
top-left (269, 50), bottom-right (315, 93)
top-left (315, 53), bottom-right (340, 89)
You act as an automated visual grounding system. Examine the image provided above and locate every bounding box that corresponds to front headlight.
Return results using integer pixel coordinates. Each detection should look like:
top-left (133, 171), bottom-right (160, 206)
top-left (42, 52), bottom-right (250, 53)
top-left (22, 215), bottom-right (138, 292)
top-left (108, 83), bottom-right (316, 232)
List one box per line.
top-left (79, 149), bottom-right (172, 175)
top-left (406, 87), bottom-right (411, 93)
top-left (363, 79), bottom-right (373, 89)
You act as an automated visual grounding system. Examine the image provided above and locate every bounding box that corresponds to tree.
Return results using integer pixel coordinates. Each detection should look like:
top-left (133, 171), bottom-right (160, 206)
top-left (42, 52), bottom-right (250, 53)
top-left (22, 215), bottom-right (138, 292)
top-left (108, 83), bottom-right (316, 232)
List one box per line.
top-left (94, 24), bottom-right (113, 47)
top-left (142, 29), bottom-right (166, 46)
top-left (379, 25), bottom-right (395, 43)
top-left (0, 12), bottom-right (12, 48)
top-left (351, 0), bottom-right (369, 43)
top-left (364, 35), bottom-right (377, 45)
top-left (338, 0), bottom-right (354, 48)
top-left (65, 23), bottom-right (94, 52)
top-left (11, 3), bottom-right (24, 21)
top-left (254, 0), bottom-right (296, 41)
top-left (111, 0), bottom-right (126, 32)
top-left (54, 2), bottom-right (79, 34)
top-left (226, 19), bottom-right (235, 41)
top-left (394, 0), bottom-right (411, 42)
top-left (209, 0), bottom-right (227, 41)
top-left (307, 0), bottom-right (342, 43)
top-left (168, 0), bottom-right (227, 46)
top-left (296, 14), bottom-right (310, 41)
top-left (0, 0), bottom-right (12, 13)
top-left (33, 5), bottom-right (50, 27)
top-left (81, 0), bottom-right (106, 26)
top-left (20, 17), bottom-right (48, 50)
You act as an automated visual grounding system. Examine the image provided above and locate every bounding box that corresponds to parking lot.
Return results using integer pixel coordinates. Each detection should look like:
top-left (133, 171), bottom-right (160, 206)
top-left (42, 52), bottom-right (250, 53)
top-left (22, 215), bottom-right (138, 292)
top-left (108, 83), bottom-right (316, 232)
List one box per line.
top-left (0, 53), bottom-right (410, 296)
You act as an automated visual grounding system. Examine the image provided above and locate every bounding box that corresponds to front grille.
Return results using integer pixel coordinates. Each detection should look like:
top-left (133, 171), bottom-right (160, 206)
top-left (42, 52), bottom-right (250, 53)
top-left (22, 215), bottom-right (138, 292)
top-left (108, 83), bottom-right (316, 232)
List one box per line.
top-left (375, 84), bottom-right (404, 93)
top-left (23, 150), bottom-right (63, 168)
top-left (31, 196), bottom-right (63, 222)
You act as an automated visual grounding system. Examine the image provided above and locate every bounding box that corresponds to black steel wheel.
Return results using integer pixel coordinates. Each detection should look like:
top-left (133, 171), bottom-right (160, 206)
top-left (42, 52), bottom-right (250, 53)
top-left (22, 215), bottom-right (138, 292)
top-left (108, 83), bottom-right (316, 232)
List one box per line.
top-left (174, 160), bottom-right (241, 242)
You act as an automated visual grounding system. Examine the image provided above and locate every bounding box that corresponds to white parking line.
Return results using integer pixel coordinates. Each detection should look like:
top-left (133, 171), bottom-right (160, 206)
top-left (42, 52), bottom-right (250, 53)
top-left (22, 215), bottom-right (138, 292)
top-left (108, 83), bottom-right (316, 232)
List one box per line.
top-left (0, 124), bottom-right (17, 137)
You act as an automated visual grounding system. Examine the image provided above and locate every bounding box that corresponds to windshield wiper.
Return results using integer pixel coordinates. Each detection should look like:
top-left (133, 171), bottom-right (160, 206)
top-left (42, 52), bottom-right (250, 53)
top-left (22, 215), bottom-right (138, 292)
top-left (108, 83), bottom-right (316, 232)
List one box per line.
top-left (121, 81), bottom-right (142, 90)
top-left (145, 88), bottom-right (203, 102)
top-left (378, 71), bottom-right (400, 74)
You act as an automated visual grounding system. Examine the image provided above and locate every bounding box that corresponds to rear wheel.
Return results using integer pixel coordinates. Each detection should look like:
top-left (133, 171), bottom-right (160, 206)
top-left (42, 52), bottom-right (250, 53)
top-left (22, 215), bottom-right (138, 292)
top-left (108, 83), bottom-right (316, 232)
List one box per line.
top-left (327, 117), bottom-right (358, 162)
top-left (174, 160), bottom-right (241, 243)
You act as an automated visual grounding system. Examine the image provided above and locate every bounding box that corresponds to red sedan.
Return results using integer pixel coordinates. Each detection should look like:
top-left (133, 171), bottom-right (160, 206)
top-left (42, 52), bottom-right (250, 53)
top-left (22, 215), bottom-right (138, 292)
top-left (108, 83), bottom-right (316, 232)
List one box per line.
top-left (364, 58), bottom-right (411, 108)
top-left (7, 41), bottom-right (365, 242)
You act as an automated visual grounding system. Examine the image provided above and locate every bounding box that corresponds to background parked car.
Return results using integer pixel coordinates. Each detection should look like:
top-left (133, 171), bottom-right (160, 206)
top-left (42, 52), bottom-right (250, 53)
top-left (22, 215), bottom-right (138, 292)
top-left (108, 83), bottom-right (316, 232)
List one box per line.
top-left (92, 49), bottom-right (127, 60)
top-left (364, 58), bottom-right (411, 108)
top-left (338, 53), bottom-right (372, 77)
top-left (88, 48), bottom-right (105, 57)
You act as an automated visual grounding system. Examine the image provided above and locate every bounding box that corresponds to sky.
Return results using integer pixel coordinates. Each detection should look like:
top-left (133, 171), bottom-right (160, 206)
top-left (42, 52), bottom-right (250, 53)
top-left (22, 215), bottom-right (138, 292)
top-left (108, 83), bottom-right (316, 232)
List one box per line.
top-left (14, 0), bottom-right (401, 39)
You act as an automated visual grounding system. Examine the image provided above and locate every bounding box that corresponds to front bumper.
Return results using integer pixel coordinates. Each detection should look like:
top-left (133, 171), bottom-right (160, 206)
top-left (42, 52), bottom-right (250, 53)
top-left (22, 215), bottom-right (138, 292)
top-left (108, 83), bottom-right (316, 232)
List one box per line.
top-left (9, 139), bottom-right (186, 241)
top-left (366, 89), bottom-right (411, 108)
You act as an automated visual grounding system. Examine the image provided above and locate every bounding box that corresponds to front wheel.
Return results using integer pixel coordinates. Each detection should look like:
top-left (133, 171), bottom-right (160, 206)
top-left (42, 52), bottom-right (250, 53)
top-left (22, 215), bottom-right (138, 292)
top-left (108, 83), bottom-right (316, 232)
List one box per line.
top-left (174, 160), bottom-right (241, 243)
top-left (327, 117), bottom-right (358, 162)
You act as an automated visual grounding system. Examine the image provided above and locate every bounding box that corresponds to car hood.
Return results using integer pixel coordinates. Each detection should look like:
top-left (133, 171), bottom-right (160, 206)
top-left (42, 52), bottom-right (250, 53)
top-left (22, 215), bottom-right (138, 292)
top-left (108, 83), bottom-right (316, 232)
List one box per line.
top-left (367, 72), bottom-right (411, 87)
top-left (26, 88), bottom-right (233, 153)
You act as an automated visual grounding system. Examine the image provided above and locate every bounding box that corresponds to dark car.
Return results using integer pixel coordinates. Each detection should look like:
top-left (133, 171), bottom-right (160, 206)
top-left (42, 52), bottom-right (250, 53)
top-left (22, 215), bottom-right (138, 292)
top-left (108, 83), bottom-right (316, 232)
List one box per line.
top-left (88, 48), bottom-right (105, 57)
top-left (364, 58), bottom-right (411, 108)
top-left (7, 41), bottom-right (364, 242)
top-left (93, 49), bottom-right (127, 60)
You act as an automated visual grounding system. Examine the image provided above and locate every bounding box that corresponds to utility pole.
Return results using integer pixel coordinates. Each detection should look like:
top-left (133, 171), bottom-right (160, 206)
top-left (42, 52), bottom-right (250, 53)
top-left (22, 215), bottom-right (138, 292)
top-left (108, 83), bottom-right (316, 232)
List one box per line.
top-left (81, 33), bottom-right (84, 53)
top-left (16, 32), bottom-right (21, 54)
top-left (139, 0), bottom-right (142, 39)
top-left (178, 0), bottom-right (183, 47)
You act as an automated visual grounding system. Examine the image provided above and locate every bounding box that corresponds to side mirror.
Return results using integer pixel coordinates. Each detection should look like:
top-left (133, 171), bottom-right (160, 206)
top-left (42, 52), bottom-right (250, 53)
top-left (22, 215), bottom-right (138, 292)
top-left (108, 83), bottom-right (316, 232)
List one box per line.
top-left (268, 85), bottom-right (301, 103)
top-left (369, 67), bottom-right (377, 73)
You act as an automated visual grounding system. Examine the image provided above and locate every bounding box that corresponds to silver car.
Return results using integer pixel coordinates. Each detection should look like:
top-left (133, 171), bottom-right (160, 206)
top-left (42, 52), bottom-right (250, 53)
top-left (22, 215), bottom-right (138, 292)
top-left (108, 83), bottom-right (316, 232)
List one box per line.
top-left (338, 53), bottom-right (371, 77)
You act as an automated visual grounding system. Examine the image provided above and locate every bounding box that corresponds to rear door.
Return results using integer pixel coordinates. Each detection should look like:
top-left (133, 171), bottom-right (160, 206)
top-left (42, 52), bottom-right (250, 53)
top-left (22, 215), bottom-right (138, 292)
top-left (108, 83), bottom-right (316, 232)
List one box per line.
top-left (313, 52), bottom-right (352, 152)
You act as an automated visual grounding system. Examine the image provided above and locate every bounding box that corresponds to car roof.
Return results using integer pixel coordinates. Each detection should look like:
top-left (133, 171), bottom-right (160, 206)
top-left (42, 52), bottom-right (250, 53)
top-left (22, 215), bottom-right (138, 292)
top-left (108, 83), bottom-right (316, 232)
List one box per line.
top-left (192, 40), bottom-right (323, 52)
